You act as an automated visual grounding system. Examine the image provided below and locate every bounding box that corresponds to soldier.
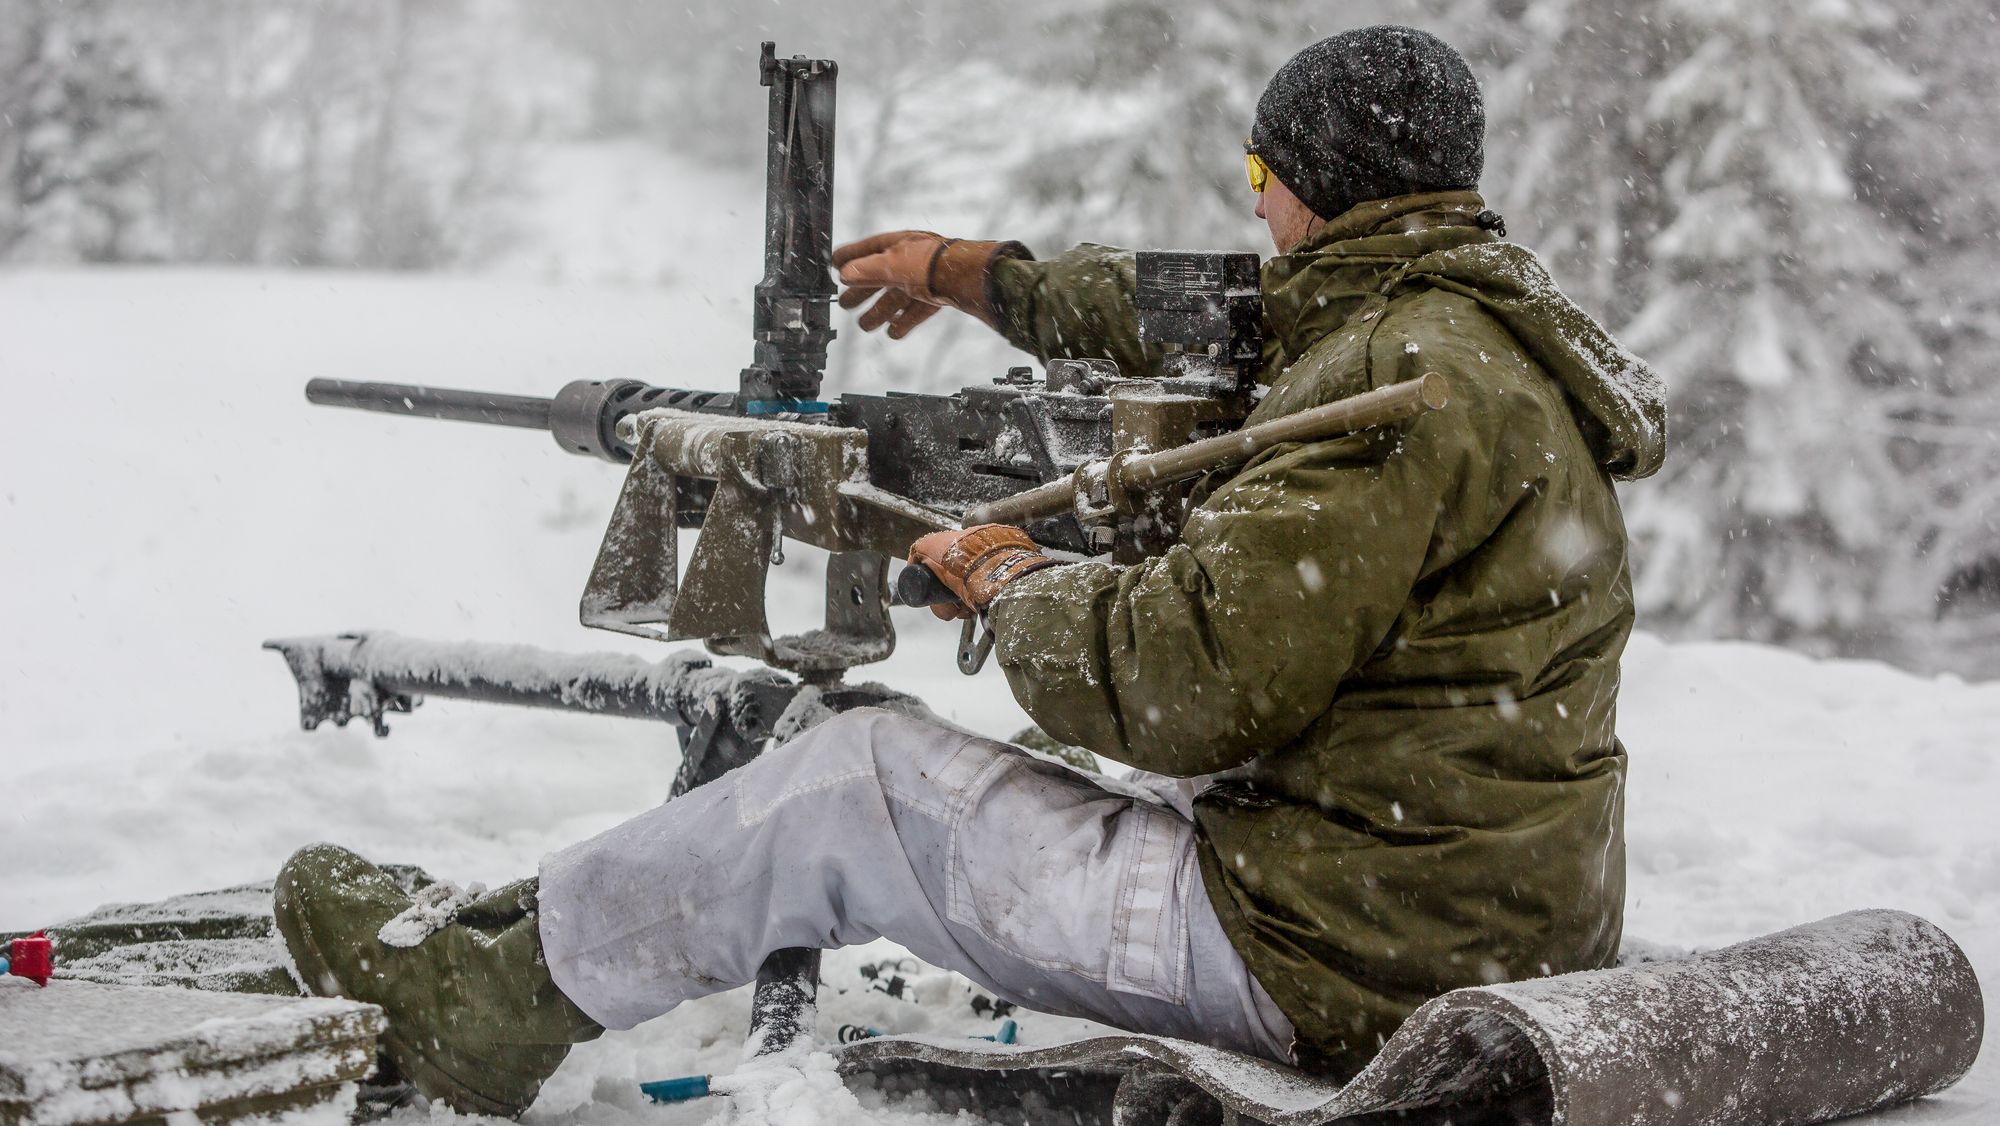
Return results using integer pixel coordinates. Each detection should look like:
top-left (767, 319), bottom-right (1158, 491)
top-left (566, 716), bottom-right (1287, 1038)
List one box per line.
top-left (273, 25), bottom-right (1665, 1115)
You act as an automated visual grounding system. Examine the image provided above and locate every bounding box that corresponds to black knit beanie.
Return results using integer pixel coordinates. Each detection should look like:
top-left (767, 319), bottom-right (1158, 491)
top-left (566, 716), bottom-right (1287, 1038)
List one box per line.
top-left (1249, 26), bottom-right (1486, 223)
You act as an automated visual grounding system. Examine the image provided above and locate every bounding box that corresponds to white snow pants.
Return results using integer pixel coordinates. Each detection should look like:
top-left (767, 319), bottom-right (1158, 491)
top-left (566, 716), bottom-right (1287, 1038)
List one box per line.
top-left (537, 708), bottom-right (1295, 1062)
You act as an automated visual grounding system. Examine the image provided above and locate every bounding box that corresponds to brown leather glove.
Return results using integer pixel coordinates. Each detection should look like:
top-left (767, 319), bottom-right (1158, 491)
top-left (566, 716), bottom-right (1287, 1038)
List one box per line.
top-left (908, 524), bottom-right (1058, 619)
top-left (833, 231), bottom-right (1030, 337)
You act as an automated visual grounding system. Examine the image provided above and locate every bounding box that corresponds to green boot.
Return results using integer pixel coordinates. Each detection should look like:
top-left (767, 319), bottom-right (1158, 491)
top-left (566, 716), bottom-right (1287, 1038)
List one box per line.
top-left (273, 844), bottom-right (602, 1118)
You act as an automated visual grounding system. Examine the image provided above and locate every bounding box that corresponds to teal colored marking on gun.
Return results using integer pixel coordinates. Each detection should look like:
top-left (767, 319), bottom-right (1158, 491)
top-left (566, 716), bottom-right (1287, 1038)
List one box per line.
top-left (743, 399), bottom-right (830, 415)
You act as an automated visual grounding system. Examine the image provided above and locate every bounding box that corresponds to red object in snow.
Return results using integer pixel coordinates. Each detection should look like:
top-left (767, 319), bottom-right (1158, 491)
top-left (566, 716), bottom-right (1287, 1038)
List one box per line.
top-left (9, 931), bottom-right (53, 986)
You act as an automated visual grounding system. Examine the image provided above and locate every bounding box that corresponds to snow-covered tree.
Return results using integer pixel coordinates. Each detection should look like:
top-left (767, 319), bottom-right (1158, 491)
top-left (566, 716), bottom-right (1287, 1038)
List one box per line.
top-left (996, 0), bottom-right (1437, 252)
top-left (1474, 0), bottom-right (1670, 321)
top-left (1487, 0), bottom-right (1952, 652)
top-left (1623, 0), bottom-right (1926, 645)
top-left (0, 0), bottom-right (164, 262)
top-left (0, 0), bottom-right (539, 269)
top-left (1853, 1), bottom-right (2000, 662)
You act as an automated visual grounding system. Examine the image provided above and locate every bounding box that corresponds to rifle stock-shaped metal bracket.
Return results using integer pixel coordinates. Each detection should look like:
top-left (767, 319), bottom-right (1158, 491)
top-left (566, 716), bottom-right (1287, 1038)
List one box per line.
top-left (581, 408), bottom-right (913, 677)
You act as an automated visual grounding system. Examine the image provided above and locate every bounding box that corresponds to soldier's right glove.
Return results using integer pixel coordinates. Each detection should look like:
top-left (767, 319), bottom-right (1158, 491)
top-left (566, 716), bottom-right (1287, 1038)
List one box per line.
top-left (834, 231), bottom-right (1031, 337)
top-left (907, 524), bottom-right (1058, 619)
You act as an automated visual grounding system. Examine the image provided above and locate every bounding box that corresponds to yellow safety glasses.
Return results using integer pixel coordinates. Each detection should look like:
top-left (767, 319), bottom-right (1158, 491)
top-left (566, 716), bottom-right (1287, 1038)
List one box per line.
top-left (1244, 146), bottom-right (1270, 194)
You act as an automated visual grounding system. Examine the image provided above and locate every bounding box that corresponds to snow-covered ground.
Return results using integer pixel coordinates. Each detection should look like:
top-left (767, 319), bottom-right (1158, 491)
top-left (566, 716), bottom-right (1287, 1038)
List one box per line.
top-left (3, 268), bottom-right (1995, 1123)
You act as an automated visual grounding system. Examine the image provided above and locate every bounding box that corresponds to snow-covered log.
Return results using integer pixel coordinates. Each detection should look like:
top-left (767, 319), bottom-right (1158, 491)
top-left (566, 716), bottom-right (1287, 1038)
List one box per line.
top-left (839, 909), bottom-right (1984, 1126)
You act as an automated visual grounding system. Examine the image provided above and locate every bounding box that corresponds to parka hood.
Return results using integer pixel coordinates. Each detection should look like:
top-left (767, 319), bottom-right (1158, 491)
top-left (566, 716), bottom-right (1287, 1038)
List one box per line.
top-left (1401, 241), bottom-right (1667, 481)
top-left (1262, 193), bottom-right (1668, 481)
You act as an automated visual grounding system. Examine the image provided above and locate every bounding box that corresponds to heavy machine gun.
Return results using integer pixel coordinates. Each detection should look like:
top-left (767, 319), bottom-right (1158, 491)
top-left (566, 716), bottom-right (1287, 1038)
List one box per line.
top-left (266, 40), bottom-right (1443, 1097)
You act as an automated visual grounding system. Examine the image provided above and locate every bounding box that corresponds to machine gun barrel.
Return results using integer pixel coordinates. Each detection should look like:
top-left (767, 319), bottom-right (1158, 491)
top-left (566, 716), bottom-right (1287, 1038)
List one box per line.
top-left (306, 379), bottom-right (552, 430)
top-left (302, 377), bottom-right (739, 463)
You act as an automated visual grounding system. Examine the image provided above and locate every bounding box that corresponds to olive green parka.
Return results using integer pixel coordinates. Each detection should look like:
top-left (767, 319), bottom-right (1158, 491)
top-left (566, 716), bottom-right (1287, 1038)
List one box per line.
top-left (984, 192), bottom-right (1667, 1076)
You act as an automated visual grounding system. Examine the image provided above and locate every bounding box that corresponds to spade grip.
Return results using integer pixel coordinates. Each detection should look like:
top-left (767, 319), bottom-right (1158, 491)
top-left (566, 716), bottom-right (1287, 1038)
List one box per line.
top-left (894, 564), bottom-right (957, 608)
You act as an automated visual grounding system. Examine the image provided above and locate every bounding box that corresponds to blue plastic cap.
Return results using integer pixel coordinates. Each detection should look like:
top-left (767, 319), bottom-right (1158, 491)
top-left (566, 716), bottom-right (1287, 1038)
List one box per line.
top-left (639, 1075), bottom-right (712, 1103)
top-left (974, 1019), bottom-right (1020, 1044)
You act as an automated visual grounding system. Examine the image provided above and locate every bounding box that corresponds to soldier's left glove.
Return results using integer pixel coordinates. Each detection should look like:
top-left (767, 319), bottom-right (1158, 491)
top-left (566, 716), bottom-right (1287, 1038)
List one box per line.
top-left (834, 231), bottom-right (1031, 337)
top-left (908, 524), bottom-right (1059, 619)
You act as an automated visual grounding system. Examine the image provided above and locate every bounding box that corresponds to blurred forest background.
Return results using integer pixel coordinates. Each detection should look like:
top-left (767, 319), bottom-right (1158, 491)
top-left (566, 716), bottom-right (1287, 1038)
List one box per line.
top-left (4, 0), bottom-right (1998, 675)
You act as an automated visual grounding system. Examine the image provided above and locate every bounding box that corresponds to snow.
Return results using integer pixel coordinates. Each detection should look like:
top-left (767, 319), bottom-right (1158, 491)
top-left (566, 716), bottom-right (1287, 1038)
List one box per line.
top-left (0, 976), bottom-right (378, 1126)
top-left (2, 267), bottom-right (1995, 1123)
top-left (375, 880), bottom-right (485, 949)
